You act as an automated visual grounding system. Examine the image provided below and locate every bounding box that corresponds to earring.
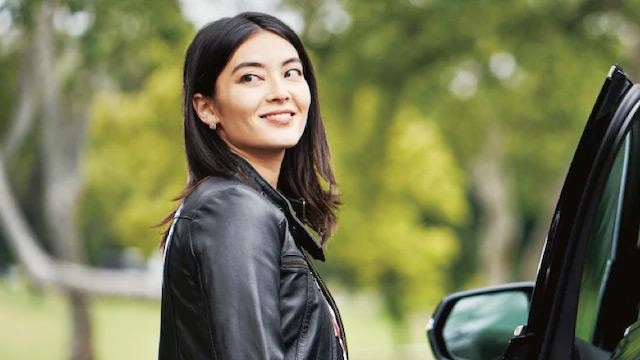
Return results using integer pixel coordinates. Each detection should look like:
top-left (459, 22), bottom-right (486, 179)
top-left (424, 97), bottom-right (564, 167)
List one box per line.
top-left (209, 122), bottom-right (217, 130)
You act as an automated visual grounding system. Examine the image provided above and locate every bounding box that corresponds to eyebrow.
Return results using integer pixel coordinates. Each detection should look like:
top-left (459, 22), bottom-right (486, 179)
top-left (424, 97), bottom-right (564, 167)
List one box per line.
top-left (231, 57), bottom-right (301, 74)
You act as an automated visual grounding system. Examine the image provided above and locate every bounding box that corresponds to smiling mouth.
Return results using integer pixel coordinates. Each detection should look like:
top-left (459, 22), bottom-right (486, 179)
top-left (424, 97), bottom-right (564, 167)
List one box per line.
top-left (260, 112), bottom-right (295, 122)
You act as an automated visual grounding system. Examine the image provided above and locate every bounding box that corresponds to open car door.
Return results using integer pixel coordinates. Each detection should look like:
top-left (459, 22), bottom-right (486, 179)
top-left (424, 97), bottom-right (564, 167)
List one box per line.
top-left (428, 65), bottom-right (640, 359)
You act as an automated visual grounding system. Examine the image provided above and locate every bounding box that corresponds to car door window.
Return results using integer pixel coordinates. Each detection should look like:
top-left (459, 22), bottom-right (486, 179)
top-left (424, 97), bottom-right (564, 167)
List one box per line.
top-left (575, 134), bottom-right (630, 343)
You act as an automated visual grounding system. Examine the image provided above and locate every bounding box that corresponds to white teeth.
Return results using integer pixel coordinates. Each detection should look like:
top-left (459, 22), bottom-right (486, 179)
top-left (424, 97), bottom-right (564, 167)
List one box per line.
top-left (264, 113), bottom-right (293, 122)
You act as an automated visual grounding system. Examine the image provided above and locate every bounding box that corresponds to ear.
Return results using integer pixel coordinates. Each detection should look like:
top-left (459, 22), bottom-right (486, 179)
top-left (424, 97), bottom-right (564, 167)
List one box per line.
top-left (192, 93), bottom-right (218, 128)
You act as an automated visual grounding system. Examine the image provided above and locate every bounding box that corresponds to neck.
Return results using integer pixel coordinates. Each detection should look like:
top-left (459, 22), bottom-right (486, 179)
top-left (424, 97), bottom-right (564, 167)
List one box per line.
top-left (230, 148), bottom-right (284, 188)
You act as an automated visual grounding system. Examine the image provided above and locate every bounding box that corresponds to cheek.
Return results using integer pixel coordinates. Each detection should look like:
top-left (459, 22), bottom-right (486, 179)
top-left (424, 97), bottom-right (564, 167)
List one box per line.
top-left (219, 90), bottom-right (260, 120)
top-left (298, 84), bottom-right (312, 113)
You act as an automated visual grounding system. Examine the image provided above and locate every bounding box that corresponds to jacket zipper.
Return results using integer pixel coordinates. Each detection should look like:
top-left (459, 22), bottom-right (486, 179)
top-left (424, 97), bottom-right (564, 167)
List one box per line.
top-left (302, 251), bottom-right (349, 356)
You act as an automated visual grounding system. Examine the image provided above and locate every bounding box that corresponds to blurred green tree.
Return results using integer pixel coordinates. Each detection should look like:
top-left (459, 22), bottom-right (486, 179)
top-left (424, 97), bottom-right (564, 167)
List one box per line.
top-left (0, 0), bottom-right (190, 359)
top-left (289, 0), bottom-right (640, 330)
top-left (83, 61), bottom-right (186, 258)
top-left (5, 0), bottom-right (640, 355)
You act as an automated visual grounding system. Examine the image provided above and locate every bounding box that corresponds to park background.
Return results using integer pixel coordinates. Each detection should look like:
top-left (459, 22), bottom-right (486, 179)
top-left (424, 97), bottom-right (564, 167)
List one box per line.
top-left (1, 0), bottom-right (639, 359)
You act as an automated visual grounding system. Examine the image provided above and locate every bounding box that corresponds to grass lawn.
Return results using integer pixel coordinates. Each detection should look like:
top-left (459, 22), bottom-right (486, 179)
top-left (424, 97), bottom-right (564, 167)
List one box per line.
top-left (0, 280), bottom-right (160, 359)
top-left (0, 279), bottom-right (433, 359)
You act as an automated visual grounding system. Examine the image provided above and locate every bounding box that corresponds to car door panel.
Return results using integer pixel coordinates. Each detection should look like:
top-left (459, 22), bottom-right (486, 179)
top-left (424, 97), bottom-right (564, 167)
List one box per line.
top-left (428, 65), bottom-right (640, 360)
top-left (506, 67), bottom-right (640, 359)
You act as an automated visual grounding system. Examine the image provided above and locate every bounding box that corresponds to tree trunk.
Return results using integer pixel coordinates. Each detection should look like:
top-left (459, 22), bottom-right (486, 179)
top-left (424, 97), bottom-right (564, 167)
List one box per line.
top-left (471, 127), bottom-right (517, 285)
top-left (0, 4), bottom-right (161, 300)
top-left (69, 290), bottom-right (93, 360)
top-left (35, 3), bottom-right (93, 359)
top-left (0, 154), bottom-right (163, 296)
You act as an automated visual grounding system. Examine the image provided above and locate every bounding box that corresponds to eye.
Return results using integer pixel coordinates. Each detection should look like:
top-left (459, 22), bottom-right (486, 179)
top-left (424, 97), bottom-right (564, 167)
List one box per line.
top-left (239, 74), bottom-right (261, 83)
top-left (284, 68), bottom-right (303, 78)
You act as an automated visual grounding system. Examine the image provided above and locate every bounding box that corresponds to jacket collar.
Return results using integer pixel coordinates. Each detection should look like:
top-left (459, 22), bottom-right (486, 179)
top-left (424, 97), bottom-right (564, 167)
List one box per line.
top-left (232, 155), bottom-right (325, 261)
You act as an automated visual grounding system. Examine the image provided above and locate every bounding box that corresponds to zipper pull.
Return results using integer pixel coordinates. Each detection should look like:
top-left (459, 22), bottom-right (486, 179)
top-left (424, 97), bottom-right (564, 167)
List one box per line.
top-left (300, 198), bottom-right (306, 222)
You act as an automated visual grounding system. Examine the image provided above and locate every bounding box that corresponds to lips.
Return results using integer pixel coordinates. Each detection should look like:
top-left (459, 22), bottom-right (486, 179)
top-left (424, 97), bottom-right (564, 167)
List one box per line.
top-left (259, 110), bottom-right (295, 123)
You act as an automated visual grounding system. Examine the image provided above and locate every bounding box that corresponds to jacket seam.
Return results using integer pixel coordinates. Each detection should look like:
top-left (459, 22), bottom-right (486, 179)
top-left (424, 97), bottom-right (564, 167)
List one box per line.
top-left (186, 219), bottom-right (220, 360)
top-left (294, 266), bottom-right (313, 358)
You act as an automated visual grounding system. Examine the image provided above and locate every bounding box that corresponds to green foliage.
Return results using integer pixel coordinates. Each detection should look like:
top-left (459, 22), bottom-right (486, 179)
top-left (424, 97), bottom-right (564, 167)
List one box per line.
top-left (80, 0), bottom-right (192, 90)
top-left (322, 85), bottom-right (468, 319)
top-left (303, 0), bottom-right (640, 322)
top-left (70, 0), bottom-right (193, 258)
top-left (6, 0), bottom-right (640, 332)
top-left (82, 60), bottom-right (186, 256)
top-left (0, 0), bottom-right (193, 262)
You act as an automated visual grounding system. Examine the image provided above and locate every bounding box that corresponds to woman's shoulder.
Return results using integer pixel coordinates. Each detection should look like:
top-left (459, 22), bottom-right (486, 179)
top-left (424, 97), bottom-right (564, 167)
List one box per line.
top-left (180, 176), bottom-right (284, 223)
top-left (177, 177), bottom-right (287, 254)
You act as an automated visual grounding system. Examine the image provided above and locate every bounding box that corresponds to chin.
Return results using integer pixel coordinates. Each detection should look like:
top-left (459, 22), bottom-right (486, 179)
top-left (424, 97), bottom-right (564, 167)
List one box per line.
top-left (275, 139), bottom-right (302, 150)
top-left (264, 132), bottom-right (304, 149)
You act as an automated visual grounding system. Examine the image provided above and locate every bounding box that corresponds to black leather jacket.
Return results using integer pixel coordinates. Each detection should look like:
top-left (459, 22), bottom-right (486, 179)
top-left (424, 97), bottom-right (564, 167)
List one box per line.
top-left (159, 160), bottom-right (347, 359)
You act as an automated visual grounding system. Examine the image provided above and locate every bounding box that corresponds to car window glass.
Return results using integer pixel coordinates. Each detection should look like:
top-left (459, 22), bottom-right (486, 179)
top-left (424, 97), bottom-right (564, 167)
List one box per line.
top-left (575, 134), bottom-right (630, 343)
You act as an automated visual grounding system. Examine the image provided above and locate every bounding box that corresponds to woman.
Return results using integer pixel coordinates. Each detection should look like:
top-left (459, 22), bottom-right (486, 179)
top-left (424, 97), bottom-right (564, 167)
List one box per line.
top-left (158, 12), bottom-right (347, 360)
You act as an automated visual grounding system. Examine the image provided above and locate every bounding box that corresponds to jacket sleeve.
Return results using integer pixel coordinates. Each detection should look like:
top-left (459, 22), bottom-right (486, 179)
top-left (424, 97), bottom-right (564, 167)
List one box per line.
top-left (187, 186), bottom-right (285, 360)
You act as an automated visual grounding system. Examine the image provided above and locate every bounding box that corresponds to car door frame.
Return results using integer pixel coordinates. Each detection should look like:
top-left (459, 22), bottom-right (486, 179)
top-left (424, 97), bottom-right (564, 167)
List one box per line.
top-left (502, 65), bottom-right (640, 359)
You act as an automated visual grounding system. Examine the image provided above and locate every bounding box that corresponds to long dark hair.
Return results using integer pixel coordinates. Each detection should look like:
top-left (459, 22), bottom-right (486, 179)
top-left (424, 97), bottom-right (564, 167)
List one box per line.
top-left (159, 12), bottom-right (340, 247)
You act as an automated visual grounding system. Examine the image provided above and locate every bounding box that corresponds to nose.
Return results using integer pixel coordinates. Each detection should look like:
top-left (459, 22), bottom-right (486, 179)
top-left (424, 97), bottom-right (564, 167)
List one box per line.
top-left (266, 78), bottom-right (290, 103)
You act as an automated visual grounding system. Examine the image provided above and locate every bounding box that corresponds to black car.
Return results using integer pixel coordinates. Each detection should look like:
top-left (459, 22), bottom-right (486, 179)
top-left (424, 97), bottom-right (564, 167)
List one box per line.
top-left (427, 65), bottom-right (640, 360)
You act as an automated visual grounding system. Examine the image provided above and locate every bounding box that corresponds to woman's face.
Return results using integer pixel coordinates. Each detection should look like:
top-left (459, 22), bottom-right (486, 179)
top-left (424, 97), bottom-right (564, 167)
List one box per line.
top-left (210, 31), bottom-right (311, 158)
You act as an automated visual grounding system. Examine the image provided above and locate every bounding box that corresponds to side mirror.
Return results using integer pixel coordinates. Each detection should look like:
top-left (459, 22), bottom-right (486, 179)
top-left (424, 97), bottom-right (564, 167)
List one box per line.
top-left (427, 282), bottom-right (534, 360)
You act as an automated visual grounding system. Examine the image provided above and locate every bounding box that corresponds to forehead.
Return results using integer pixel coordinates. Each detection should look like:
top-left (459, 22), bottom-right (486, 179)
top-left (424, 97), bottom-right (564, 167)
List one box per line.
top-left (228, 31), bottom-right (300, 66)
